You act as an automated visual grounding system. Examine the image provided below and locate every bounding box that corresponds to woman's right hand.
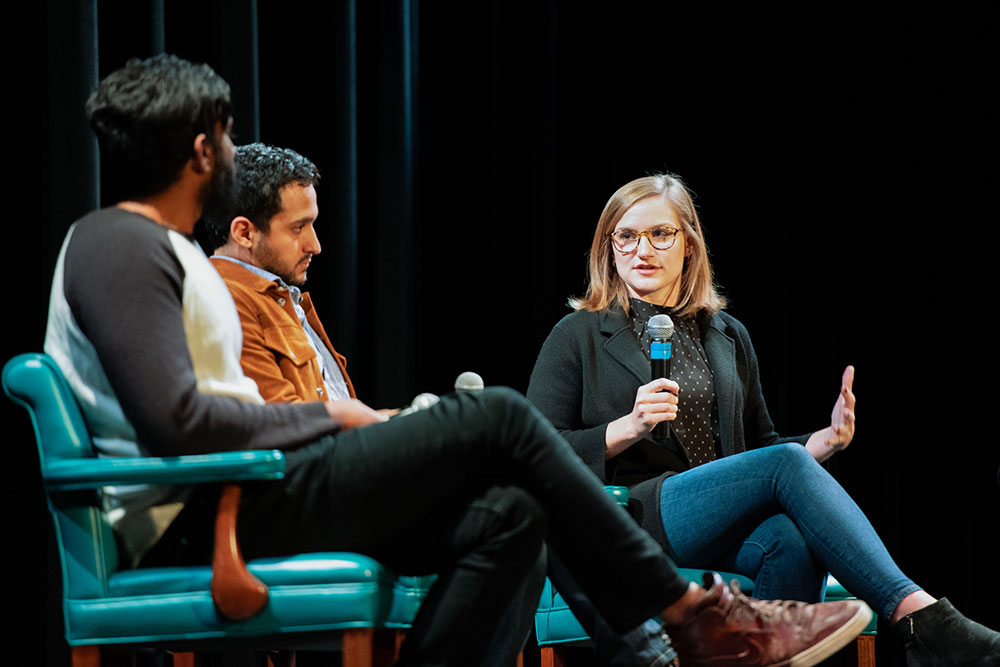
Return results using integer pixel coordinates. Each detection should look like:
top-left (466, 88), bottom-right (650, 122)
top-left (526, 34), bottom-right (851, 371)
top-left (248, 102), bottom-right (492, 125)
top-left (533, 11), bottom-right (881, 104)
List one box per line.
top-left (605, 378), bottom-right (679, 458)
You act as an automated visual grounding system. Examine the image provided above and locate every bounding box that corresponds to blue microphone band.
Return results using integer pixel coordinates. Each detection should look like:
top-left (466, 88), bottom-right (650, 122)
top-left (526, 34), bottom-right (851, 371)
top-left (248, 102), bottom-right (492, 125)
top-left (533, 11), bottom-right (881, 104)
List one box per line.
top-left (651, 341), bottom-right (672, 361)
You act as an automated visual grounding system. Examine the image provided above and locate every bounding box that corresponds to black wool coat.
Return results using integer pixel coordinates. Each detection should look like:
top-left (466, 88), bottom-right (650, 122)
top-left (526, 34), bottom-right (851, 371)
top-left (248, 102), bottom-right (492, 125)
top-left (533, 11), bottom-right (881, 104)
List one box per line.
top-left (526, 305), bottom-right (809, 550)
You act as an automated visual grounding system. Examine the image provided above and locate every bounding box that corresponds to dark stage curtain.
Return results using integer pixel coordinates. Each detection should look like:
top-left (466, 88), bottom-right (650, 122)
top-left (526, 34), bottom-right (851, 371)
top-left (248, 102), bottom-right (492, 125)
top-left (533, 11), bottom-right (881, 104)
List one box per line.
top-left (11, 3), bottom-right (998, 665)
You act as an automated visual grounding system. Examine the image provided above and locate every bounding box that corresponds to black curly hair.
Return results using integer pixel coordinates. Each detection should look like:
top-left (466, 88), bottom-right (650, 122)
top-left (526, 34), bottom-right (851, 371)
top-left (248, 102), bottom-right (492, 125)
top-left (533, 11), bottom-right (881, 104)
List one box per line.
top-left (86, 54), bottom-right (233, 201)
top-left (202, 142), bottom-right (321, 251)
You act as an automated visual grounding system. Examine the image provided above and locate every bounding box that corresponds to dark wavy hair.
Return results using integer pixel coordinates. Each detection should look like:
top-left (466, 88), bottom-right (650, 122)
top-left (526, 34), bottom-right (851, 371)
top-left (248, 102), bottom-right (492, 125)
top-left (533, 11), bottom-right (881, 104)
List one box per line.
top-left (202, 143), bottom-right (321, 251)
top-left (86, 54), bottom-right (233, 201)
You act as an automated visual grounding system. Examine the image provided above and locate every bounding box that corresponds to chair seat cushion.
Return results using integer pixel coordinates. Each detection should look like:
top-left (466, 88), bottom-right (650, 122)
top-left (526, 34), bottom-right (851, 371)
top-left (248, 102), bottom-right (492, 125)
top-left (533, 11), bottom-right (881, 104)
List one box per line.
top-left (68, 553), bottom-right (435, 646)
top-left (108, 553), bottom-right (393, 597)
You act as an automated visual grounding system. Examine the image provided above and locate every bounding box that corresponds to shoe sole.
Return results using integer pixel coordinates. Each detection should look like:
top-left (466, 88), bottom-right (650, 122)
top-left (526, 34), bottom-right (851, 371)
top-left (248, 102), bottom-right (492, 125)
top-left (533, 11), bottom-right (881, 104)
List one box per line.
top-left (787, 601), bottom-right (873, 667)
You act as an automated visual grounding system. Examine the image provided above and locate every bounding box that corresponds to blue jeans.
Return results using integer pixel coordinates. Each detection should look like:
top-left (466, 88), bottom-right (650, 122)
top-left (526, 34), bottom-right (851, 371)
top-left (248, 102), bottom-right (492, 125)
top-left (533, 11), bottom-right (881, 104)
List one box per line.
top-left (660, 443), bottom-right (920, 619)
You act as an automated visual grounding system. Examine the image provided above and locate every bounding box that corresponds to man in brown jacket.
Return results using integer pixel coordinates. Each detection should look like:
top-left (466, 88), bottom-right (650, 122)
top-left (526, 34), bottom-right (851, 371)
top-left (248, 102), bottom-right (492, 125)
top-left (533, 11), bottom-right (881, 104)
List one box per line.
top-left (206, 143), bottom-right (356, 406)
top-left (204, 142), bottom-right (544, 666)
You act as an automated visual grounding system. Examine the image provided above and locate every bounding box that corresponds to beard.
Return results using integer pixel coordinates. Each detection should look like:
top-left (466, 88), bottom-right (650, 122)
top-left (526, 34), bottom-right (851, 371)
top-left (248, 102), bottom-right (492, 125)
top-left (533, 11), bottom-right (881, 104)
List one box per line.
top-left (256, 235), bottom-right (311, 288)
top-left (198, 143), bottom-right (238, 236)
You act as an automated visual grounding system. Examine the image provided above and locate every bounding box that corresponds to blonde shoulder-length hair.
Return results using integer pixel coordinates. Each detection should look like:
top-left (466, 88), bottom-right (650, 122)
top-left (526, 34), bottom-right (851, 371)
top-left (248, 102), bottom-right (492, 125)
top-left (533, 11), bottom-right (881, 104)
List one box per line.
top-left (571, 173), bottom-right (726, 317)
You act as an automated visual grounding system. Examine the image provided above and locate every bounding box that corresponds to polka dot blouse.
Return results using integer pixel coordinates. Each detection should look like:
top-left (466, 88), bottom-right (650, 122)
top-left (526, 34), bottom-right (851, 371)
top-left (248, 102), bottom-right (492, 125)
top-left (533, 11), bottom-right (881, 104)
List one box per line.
top-left (629, 299), bottom-right (721, 467)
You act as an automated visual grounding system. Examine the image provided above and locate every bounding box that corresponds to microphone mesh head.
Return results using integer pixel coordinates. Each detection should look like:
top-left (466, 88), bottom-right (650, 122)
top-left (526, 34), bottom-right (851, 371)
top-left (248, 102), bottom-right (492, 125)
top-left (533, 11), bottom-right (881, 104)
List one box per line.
top-left (455, 371), bottom-right (485, 392)
top-left (411, 393), bottom-right (440, 410)
top-left (648, 314), bottom-right (675, 339)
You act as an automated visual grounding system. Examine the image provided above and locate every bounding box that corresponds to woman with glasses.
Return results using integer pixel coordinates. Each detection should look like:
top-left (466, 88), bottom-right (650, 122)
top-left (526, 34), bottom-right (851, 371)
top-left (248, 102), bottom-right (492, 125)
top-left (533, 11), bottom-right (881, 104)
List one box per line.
top-left (526, 173), bottom-right (999, 664)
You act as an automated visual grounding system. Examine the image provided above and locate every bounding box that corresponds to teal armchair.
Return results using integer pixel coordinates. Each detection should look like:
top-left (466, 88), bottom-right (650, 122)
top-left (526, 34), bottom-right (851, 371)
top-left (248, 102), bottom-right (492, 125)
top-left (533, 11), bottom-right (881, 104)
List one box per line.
top-left (4, 353), bottom-right (432, 666)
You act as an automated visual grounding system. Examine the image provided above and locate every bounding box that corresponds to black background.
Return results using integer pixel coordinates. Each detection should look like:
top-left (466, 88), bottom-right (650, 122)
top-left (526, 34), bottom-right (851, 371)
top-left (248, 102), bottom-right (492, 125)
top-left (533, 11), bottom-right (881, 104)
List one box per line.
top-left (8, 3), bottom-right (997, 665)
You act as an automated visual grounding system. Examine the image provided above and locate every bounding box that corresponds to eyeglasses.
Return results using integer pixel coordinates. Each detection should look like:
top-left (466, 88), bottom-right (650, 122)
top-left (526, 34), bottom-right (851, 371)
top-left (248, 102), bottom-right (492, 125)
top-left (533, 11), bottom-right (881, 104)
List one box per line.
top-left (609, 227), bottom-right (681, 253)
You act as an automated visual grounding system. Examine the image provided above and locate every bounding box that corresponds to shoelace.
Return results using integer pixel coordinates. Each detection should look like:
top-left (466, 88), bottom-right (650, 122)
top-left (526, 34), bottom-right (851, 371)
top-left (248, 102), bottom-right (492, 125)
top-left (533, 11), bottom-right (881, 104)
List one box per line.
top-left (724, 580), bottom-right (812, 627)
top-left (658, 628), bottom-right (681, 667)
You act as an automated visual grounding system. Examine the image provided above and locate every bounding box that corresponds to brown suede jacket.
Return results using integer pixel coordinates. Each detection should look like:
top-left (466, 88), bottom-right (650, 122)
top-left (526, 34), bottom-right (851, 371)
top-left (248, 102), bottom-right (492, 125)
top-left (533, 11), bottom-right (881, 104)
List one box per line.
top-left (210, 257), bottom-right (356, 403)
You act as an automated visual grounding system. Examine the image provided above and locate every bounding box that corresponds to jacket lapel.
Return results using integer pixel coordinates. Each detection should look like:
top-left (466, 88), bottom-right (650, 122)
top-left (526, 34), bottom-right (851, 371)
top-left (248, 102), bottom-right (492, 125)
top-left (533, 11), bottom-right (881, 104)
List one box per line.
top-left (598, 306), bottom-right (742, 457)
top-left (701, 312), bottom-right (737, 457)
top-left (600, 307), bottom-right (649, 385)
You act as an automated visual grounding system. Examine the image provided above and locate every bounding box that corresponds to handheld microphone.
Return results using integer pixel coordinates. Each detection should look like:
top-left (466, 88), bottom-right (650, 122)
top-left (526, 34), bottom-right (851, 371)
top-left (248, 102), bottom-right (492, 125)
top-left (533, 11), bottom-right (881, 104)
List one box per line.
top-left (648, 314), bottom-right (674, 440)
top-left (455, 371), bottom-right (484, 393)
top-left (395, 392), bottom-right (440, 417)
top-left (395, 372), bottom-right (483, 419)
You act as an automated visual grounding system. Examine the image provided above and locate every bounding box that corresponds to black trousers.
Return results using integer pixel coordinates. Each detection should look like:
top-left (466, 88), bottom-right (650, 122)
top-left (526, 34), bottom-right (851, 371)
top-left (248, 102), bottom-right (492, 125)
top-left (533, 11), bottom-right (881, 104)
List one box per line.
top-left (207, 388), bottom-right (689, 666)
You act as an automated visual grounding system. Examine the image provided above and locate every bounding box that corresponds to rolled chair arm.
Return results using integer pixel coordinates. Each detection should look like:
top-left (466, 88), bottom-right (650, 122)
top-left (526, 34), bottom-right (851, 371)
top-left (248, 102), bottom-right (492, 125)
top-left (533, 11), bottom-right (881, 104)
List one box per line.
top-left (43, 450), bottom-right (286, 490)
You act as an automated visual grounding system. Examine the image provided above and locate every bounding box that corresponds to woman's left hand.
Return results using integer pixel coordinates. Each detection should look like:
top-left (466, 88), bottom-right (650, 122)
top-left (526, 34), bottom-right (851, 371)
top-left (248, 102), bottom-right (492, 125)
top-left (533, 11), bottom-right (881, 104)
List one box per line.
top-left (806, 365), bottom-right (856, 461)
top-left (826, 365), bottom-right (856, 450)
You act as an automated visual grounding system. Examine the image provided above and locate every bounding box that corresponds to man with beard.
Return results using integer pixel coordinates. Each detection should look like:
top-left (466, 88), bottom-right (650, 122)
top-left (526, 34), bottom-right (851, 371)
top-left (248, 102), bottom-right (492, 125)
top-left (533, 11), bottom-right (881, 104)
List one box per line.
top-left (205, 143), bottom-right (355, 407)
top-left (43, 54), bottom-right (277, 563)
top-left (42, 55), bottom-right (872, 667)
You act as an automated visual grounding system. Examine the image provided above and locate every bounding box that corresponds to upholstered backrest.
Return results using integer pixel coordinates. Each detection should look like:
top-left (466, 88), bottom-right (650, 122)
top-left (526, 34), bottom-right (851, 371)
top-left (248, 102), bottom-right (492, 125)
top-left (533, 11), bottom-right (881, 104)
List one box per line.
top-left (4, 354), bottom-right (92, 461)
top-left (3, 353), bottom-right (119, 599)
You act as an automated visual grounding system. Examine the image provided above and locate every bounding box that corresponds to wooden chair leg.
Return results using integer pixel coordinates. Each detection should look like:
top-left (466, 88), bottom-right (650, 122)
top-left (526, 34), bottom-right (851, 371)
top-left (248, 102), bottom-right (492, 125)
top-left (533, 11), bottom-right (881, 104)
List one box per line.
top-left (171, 653), bottom-right (197, 667)
top-left (857, 635), bottom-right (876, 667)
top-left (539, 645), bottom-right (567, 667)
top-left (342, 628), bottom-right (372, 667)
top-left (842, 635), bottom-right (876, 667)
top-left (71, 646), bottom-right (101, 667)
top-left (342, 628), bottom-right (398, 667)
top-left (265, 650), bottom-right (297, 667)
top-left (394, 631), bottom-right (406, 662)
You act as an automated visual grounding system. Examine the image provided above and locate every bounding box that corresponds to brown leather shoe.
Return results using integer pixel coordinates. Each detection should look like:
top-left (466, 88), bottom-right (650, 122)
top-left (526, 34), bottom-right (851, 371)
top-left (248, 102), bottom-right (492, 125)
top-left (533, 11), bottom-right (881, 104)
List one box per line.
top-left (669, 573), bottom-right (872, 666)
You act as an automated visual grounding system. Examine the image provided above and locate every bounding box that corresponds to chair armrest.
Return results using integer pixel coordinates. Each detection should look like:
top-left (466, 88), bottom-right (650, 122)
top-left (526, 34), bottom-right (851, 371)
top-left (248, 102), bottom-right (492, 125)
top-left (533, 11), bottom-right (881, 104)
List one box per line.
top-left (42, 450), bottom-right (286, 620)
top-left (43, 450), bottom-right (285, 490)
top-left (603, 485), bottom-right (629, 506)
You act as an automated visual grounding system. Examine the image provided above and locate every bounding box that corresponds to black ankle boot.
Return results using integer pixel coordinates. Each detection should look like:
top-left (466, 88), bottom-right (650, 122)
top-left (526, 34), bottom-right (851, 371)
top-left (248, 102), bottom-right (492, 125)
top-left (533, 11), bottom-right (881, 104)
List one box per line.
top-left (896, 598), bottom-right (1000, 666)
